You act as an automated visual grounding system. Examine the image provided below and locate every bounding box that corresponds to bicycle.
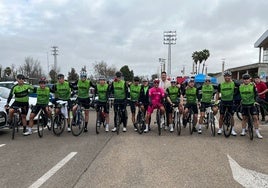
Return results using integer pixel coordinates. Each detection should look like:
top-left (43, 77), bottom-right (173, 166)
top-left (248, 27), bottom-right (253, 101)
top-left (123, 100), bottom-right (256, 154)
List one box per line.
top-left (71, 102), bottom-right (85, 136)
top-left (203, 104), bottom-right (216, 136)
top-left (222, 104), bottom-right (233, 138)
top-left (114, 102), bottom-right (127, 135)
top-left (170, 104), bottom-right (181, 136)
top-left (243, 106), bottom-right (254, 140)
top-left (135, 102), bottom-right (146, 134)
top-left (52, 100), bottom-right (68, 136)
top-left (155, 108), bottom-right (166, 136)
top-left (9, 106), bottom-right (23, 140)
top-left (36, 106), bottom-right (52, 138)
top-left (95, 103), bottom-right (106, 134)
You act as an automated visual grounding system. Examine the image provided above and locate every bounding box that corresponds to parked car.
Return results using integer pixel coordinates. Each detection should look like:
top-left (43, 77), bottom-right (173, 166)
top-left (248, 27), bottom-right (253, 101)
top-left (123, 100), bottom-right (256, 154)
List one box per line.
top-left (0, 81), bottom-right (17, 89)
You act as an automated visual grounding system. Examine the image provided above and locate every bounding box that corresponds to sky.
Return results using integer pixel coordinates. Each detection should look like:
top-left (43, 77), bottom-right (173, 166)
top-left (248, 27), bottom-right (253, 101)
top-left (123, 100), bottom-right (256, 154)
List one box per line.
top-left (0, 0), bottom-right (268, 78)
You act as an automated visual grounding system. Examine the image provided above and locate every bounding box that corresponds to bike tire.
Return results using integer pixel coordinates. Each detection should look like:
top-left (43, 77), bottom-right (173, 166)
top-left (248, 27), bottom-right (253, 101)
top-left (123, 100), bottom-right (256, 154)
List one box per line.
top-left (248, 115), bottom-right (254, 140)
top-left (115, 111), bottom-right (120, 135)
top-left (223, 111), bottom-right (232, 137)
top-left (236, 104), bottom-right (243, 121)
top-left (96, 110), bottom-right (101, 134)
top-left (71, 110), bottom-right (85, 136)
top-left (188, 110), bottom-right (194, 135)
top-left (136, 111), bottom-right (145, 134)
top-left (205, 113), bottom-right (209, 129)
top-left (210, 112), bottom-right (216, 136)
top-left (11, 117), bottom-right (17, 140)
top-left (157, 110), bottom-right (161, 136)
top-left (175, 111), bottom-right (181, 136)
top-left (53, 114), bottom-right (66, 136)
top-left (37, 112), bottom-right (44, 138)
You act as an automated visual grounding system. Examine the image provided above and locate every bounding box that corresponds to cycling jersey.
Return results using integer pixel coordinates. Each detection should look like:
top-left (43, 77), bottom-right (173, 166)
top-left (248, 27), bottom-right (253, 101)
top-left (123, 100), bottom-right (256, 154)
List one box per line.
top-left (96, 83), bottom-right (109, 102)
top-left (55, 81), bottom-right (71, 100)
top-left (201, 84), bottom-right (214, 103)
top-left (36, 87), bottom-right (50, 105)
top-left (185, 87), bottom-right (197, 104)
top-left (218, 81), bottom-right (235, 101)
top-left (239, 83), bottom-right (257, 105)
top-left (77, 80), bottom-right (91, 99)
top-left (166, 86), bottom-right (180, 103)
top-left (149, 87), bottom-right (165, 105)
top-left (112, 80), bottom-right (127, 100)
top-left (129, 84), bottom-right (141, 101)
top-left (7, 84), bottom-right (34, 103)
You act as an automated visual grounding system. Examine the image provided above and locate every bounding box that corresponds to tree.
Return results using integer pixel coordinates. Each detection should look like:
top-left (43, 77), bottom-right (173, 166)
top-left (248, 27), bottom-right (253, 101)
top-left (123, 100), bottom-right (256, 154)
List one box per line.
top-left (201, 49), bottom-right (210, 74)
top-left (68, 68), bottom-right (79, 82)
top-left (4, 67), bottom-right (12, 76)
top-left (49, 69), bottom-right (58, 84)
top-left (93, 61), bottom-right (117, 79)
top-left (151, 73), bottom-right (158, 81)
top-left (192, 51), bottom-right (199, 74)
top-left (120, 65), bottom-right (133, 82)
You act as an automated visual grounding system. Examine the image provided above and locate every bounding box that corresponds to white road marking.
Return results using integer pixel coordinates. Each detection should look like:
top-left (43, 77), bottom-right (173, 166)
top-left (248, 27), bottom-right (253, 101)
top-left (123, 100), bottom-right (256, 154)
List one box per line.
top-left (0, 144), bottom-right (6, 148)
top-left (29, 152), bottom-right (77, 188)
top-left (227, 155), bottom-right (268, 188)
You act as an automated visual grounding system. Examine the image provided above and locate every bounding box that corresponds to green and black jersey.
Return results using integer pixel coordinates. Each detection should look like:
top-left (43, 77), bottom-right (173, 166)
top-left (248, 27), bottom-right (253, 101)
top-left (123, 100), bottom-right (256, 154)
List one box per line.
top-left (7, 83), bottom-right (34, 104)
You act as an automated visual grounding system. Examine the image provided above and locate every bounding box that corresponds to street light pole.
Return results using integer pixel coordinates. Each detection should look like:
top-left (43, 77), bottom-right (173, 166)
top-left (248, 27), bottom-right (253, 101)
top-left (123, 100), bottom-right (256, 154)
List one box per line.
top-left (159, 58), bottom-right (166, 74)
top-left (51, 46), bottom-right (58, 70)
top-left (163, 31), bottom-right (177, 76)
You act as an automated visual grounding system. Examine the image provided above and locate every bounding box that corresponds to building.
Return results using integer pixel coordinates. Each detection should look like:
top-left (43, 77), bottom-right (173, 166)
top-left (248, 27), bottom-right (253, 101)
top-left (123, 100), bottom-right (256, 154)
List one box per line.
top-left (255, 29), bottom-right (268, 63)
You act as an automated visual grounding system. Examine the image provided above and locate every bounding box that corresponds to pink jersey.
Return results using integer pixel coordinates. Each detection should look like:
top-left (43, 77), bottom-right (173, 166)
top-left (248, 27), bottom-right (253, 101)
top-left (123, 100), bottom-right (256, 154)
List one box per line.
top-left (149, 87), bottom-right (165, 104)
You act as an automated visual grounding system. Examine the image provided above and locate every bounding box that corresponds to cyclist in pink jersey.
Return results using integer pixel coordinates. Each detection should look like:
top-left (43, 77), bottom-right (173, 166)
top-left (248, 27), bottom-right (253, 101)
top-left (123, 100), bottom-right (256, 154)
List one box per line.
top-left (144, 78), bottom-right (166, 133)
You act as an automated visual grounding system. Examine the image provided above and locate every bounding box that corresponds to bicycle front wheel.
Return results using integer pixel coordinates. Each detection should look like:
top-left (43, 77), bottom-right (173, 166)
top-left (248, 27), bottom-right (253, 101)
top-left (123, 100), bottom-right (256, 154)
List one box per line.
top-left (37, 113), bottom-right (44, 138)
top-left (247, 116), bottom-right (254, 140)
top-left (188, 111), bottom-right (194, 135)
top-left (236, 104), bottom-right (242, 121)
top-left (11, 117), bottom-right (17, 140)
top-left (174, 111), bottom-right (181, 136)
top-left (223, 111), bottom-right (232, 137)
top-left (53, 114), bottom-right (66, 136)
top-left (115, 111), bottom-right (120, 135)
top-left (71, 111), bottom-right (85, 136)
top-left (157, 111), bottom-right (161, 136)
top-left (96, 111), bottom-right (101, 134)
top-left (136, 111), bottom-right (145, 134)
top-left (210, 113), bottom-right (216, 136)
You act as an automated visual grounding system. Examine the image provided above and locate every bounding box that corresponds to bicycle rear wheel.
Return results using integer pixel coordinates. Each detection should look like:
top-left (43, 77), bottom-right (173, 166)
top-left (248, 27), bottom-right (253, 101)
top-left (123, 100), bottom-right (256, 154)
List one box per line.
top-left (71, 110), bottom-right (85, 136)
top-left (223, 111), bottom-right (232, 137)
top-left (174, 111), bottom-right (181, 136)
top-left (210, 112), bottom-right (216, 136)
top-left (37, 112), bottom-right (44, 138)
top-left (11, 117), bottom-right (17, 140)
top-left (157, 110), bottom-right (161, 135)
top-left (115, 111), bottom-right (120, 135)
top-left (188, 111), bottom-right (194, 135)
top-left (53, 114), bottom-right (66, 136)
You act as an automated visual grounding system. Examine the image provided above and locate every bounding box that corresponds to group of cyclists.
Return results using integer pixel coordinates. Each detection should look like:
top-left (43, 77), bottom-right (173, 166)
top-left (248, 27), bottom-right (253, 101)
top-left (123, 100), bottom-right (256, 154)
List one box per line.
top-left (5, 70), bottom-right (264, 139)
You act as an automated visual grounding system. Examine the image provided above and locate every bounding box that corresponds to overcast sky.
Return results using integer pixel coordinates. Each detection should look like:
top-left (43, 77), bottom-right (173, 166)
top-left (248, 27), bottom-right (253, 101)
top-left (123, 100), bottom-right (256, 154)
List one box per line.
top-left (0, 0), bottom-right (268, 78)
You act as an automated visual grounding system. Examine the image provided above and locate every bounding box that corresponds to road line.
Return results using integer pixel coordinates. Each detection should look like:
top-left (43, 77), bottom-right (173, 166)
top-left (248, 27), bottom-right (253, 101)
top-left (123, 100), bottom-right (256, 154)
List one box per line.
top-left (29, 152), bottom-right (77, 188)
top-left (227, 155), bottom-right (268, 188)
top-left (0, 144), bottom-right (6, 148)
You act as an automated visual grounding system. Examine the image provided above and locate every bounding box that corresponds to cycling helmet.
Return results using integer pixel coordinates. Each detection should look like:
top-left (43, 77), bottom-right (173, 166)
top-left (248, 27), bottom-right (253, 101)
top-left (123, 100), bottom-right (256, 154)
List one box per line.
top-left (39, 77), bottom-right (47, 84)
top-left (189, 78), bottom-right (195, 83)
top-left (171, 77), bottom-right (177, 83)
top-left (242, 73), bottom-right (250, 80)
top-left (57, 74), bottom-right (64, 79)
top-left (80, 71), bottom-right (87, 78)
top-left (134, 76), bottom-right (140, 82)
top-left (17, 74), bottom-right (25, 80)
top-left (99, 75), bottom-right (106, 80)
top-left (205, 76), bottom-right (211, 81)
top-left (223, 70), bottom-right (232, 77)
top-left (115, 71), bottom-right (122, 78)
top-left (153, 78), bottom-right (160, 84)
top-left (142, 78), bottom-right (148, 82)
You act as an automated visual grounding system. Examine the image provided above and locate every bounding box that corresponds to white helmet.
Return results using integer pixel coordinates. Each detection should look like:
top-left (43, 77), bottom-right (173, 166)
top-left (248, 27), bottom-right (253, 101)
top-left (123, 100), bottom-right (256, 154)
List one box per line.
top-left (171, 77), bottom-right (177, 83)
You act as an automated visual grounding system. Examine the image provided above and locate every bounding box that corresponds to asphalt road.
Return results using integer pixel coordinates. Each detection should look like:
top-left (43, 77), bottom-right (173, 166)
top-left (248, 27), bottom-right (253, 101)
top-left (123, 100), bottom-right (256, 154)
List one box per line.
top-left (0, 109), bottom-right (267, 188)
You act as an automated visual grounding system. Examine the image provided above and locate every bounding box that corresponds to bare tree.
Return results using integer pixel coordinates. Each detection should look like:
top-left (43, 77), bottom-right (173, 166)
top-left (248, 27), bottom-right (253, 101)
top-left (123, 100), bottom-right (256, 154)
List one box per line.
top-left (93, 61), bottom-right (117, 79)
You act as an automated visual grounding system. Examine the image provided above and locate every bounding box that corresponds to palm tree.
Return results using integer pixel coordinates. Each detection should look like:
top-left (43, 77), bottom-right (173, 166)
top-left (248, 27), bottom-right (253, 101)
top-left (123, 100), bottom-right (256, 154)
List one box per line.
top-left (192, 51), bottom-right (199, 74)
top-left (197, 51), bottom-right (205, 74)
top-left (201, 49), bottom-right (210, 74)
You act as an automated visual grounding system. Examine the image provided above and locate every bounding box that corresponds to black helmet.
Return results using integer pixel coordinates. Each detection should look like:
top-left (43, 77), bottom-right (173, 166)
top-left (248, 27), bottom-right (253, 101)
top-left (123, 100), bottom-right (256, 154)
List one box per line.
top-left (57, 74), bottom-right (64, 79)
top-left (39, 77), bottom-right (47, 84)
top-left (133, 76), bottom-right (140, 82)
top-left (17, 74), bottom-right (25, 80)
top-left (242, 73), bottom-right (250, 80)
top-left (99, 75), bottom-right (106, 80)
top-left (223, 70), bottom-right (232, 77)
top-left (115, 71), bottom-right (122, 78)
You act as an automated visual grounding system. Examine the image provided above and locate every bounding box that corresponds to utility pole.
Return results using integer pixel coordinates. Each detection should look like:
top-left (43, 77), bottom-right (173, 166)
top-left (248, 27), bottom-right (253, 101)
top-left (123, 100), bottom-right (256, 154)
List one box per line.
top-left (159, 58), bottom-right (166, 73)
top-left (163, 31), bottom-right (177, 76)
top-left (51, 46), bottom-right (58, 70)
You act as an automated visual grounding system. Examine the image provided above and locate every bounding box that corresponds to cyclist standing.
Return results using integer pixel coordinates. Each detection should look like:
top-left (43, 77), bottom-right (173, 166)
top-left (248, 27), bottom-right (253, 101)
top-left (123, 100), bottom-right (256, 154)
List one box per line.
top-left (110, 72), bottom-right (129, 132)
top-left (139, 78), bottom-right (151, 130)
top-left (95, 76), bottom-right (110, 132)
top-left (72, 71), bottom-right (95, 132)
top-left (6, 74), bottom-right (34, 133)
top-left (215, 70), bottom-right (238, 136)
top-left (51, 74), bottom-right (74, 132)
top-left (128, 76), bottom-right (141, 131)
top-left (197, 76), bottom-right (218, 134)
top-left (26, 77), bottom-right (51, 136)
top-left (182, 78), bottom-right (198, 132)
top-left (144, 78), bottom-right (166, 133)
top-left (239, 74), bottom-right (263, 138)
top-left (166, 77), bottom-right (183, 132)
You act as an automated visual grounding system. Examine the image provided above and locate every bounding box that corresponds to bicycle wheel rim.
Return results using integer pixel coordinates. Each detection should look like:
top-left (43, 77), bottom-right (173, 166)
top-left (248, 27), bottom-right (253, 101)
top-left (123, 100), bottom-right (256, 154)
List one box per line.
top-left (175, 112), bottom-right (181, 136)
top-left (115, 112), bottom-right (120, 135)
top-left (248, 117), bottom-right (254, 140)
top-left (189, 112), bottom-right (194, 135)
top-left (223, 112), bottom-right (232, 137)
top-left (12, 118), bottom-right (16, 140)
top-left (53, 115), bottom-right (65, 136)
top-left (210, 116), bottom-right (216, 136)
top-left (136, 112), bottom-right (144, 134)
top-left (71, 112), bottom-right (85, 136)
top-left (157, 112), bottom-right (161, 136)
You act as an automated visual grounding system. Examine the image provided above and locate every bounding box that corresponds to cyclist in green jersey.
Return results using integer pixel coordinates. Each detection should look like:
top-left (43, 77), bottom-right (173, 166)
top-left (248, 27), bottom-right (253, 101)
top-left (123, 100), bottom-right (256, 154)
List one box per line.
top-left (215, 70), bottom-right (239, 136)
top-left (197, 76), bottom-right (218, 134)
top-left (166, 77), bottom-right (183, 132)
top-left (26, 77), bottom-right (52, 136)
top-left (51, 74), bottom-right (74, 132)
top-left (72, 71), bottom-right (95, 132)
top-left (128, 76), bottom-right (141, 131)
top-left (6, 74), bottom-right (34, 133)
top-left (182, 78), bottom-right (198, 132)
top-left (239, 74), bottom-right (263, 138)
top-left (95, 75), bottom-right (110, 132)
top-left (110, 72), bottom-right (129, 132)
